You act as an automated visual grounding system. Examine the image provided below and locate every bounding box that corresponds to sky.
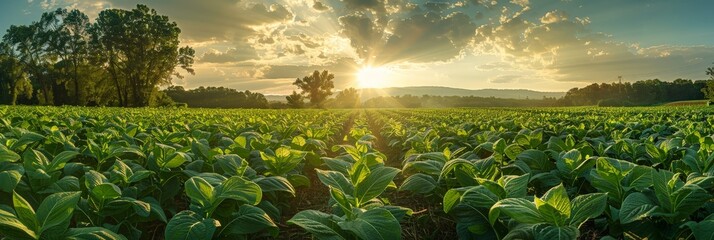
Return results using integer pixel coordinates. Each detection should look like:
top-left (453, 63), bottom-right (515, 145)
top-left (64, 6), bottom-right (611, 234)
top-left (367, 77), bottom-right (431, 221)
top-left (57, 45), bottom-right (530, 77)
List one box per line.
top-left (2, 0), bottom-right (713, 94)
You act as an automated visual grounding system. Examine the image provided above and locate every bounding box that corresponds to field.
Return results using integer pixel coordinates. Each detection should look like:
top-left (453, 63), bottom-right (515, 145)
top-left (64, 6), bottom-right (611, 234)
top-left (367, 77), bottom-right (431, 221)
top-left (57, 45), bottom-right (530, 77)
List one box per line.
top-left (1, 106), bottom-right (714, 240)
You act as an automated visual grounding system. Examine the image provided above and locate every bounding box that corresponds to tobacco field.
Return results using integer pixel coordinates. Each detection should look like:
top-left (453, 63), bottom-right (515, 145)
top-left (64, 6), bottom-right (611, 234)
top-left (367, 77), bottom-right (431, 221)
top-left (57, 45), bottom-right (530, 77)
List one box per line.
top-left (1, 106), bottom-right (714, 240)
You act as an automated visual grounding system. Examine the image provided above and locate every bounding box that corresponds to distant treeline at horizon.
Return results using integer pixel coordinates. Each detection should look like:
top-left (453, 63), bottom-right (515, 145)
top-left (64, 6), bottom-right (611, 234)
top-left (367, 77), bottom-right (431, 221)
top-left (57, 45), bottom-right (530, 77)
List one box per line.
top-left (158, 78), bottom-right (709, 109)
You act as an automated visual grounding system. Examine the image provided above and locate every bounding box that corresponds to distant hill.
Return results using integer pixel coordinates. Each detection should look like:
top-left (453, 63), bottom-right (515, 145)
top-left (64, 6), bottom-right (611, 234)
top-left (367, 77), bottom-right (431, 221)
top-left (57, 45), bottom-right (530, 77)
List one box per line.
top-left (358, 86), bottom-right (565, 100)
top-left (266, 86), bottom-right (565, 102)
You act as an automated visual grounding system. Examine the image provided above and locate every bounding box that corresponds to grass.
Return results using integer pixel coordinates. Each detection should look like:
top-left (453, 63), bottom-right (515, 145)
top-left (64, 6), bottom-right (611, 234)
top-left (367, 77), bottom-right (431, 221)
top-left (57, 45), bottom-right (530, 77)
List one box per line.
top-left (663, 100), bottom-right (710, 106)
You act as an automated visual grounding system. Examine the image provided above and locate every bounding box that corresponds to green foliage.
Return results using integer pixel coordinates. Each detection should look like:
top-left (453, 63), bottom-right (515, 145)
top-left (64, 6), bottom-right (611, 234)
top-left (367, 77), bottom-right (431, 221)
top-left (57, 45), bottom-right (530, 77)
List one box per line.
top-left (3, 105), bottom-right (714, 239)
top-left (293, 70), bottom-right (335, 108)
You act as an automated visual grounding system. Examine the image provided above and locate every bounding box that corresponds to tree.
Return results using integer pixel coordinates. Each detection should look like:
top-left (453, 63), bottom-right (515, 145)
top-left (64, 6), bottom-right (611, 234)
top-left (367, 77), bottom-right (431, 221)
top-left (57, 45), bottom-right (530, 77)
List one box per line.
top-left (286, 91), bottom-right (305, 108)
top-left (333, 87), bottom-right (360, 108)
top-left (90, 5), bottom-right (194, 107)
top-left (3, 23), bottom-right (55, 105)
top-left (44, 9), bottom-right (92, 105)
top-left (704, 65), bottom-right (714, 100)
top-left (293, 70), bottom-right (334, 108)
top-left (0, 43), bottom-right (33, 105)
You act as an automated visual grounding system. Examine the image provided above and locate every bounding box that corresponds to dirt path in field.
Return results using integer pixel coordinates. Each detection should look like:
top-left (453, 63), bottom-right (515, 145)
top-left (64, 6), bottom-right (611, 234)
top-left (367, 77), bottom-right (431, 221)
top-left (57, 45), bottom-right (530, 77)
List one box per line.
top-left (278, 110), bottom-right (358, 239)
top-left (364, 110), bottom-right (458, 240)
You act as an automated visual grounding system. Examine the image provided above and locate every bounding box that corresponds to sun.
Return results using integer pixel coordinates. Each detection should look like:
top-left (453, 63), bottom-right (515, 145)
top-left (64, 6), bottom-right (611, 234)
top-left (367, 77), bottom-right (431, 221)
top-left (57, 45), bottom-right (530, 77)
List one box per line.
top-left (356, 66), bottom-right (390, 88)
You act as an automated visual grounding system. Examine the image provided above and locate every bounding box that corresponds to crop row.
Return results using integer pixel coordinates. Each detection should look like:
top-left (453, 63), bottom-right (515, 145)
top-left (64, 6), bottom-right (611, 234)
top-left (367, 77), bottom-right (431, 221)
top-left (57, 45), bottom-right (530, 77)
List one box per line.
top-left (2, 106), bottom-right (714, 239)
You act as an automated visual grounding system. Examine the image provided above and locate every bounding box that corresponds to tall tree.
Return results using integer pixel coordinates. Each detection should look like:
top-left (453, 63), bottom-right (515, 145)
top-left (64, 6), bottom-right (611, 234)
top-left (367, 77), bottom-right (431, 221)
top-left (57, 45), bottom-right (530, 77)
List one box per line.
top-left (333, 87), bottom-right (360, 108)
top-left (704, 66), bottom-right (714, 100)
top-left (90, 5), bottom-right (194, 107)
top-left (3, 23), bottom-right (54, 104)
top-left (293, 70), bottom-right (334, 108)
top-left (0, 43), bottom-right (33, 105)
top-left (44, 9), bottom-right (92, 105)
top-left (286, 90), bottom-right (305, 108)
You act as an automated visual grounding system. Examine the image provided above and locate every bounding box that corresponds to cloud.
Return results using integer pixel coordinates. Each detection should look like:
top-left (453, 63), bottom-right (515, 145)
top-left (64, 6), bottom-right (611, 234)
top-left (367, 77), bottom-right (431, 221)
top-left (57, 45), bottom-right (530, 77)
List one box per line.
top-left (200, 46), bottom-right (258, 63)
top-left (312, 1), bottom-right (330, 11)
top-left (540, 10), bottom-right (568, 24)
top-left (489, 74), bottom-right (521, 83)
top-left (475, 9), bottom-right (714, 83)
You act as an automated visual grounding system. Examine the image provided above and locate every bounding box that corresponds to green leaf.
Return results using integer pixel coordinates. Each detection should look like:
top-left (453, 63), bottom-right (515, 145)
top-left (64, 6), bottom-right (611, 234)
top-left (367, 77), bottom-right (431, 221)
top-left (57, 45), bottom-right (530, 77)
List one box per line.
top-left (255, 176), bottom-right (296, 196)
top-left (330, 187), bottom-right (353, 216)
top-left (163, 152), bottom-right (190, 168)
top-left (399, 173), bottom-right (437, 194)
top-left (91, 183), bottom-right (122, 201)
top-left (569, 193), bottom-right (607, 227)
top-left (218, 205), bottom-right (278, 237)
top-left (540, 184), bottom-right (571, 219)
top-left (490, 198), bottom-right (543, 225)
top-left (36, 191), bottom-right (81, 234)
top-left (316, 169), bottom-right (354, 195)
top-left (47, 151), bottom-right (79, 172)
top-left (0, 144), bottom-right (20, 163)
top-left (353, 166), bottom-right (400, 205)
top-left (504, 144), bottom-right (524, 160)
top-left (215, 176), bottom-right (263, 205)
top-left (0, 164), bottom-right (23, 192)
top-left (40, 176), bottom-right (80, 194)
top-left (619, 192), bottom-right (658, 224)
top-left (671, 183), bottom-right (711, 218)
top-left (64, 227), bottom-right (127, 240)
top-left (338, 207), bottom-right (401, 240)
top-left (215, 154), bottom-right (247, 177)
top-left (533, 224), bottom-right (578, 240)
top-left (11, 132), bottom-right (45, 150)
top-left (287, 174), bottom-right (311, 188)
top-left (0, 208), bottom-right (37, 239)
top-left (185, 177), bottom-right (215, 209)
top-left (459, 186), bottom-right (501, 210)
top-left (13, 191), bottom-right (38, 233)
top-left (288, 210), bottom-right (346, 240)
top-left (165, 210), bottom-right (217, 240)
top-left (503, 174), bottom-right (530, 198)
top-left (683, 219), bottom-right (714, 240)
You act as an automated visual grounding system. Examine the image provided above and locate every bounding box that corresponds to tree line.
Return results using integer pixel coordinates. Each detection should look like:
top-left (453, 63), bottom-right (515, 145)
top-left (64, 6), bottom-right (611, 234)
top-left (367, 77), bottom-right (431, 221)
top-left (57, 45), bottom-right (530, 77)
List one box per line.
top-left (0, 5), bottom-right (194, 107)
top-left (558, 78), bottom-right (709, 106)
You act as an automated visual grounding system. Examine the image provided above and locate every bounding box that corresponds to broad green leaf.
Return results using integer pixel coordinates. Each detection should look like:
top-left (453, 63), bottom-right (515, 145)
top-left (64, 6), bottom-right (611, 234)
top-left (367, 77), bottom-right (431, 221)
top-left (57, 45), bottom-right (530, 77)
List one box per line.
top-left (503, 174), bottom-right (530, 198)
top-left (504, 144), bottom-right (524, 160)
top-left (64, 227), bottom-right (127, 240)
top-left (185, 177), bottom-right (215, 209)
top-left (91, 183), bottom-right (122, 201)
top-left (215, 176), bottom-right (262, 205)
top-left (461, 186), bottom-right (501, 210)
top-left (0, 208), bottom-right (37, 239)
top-left (13, 191), bottom-right (38, 233)
top-left (619, 192), bottom-right (658, 224)
top-left (533, 224), bottom-right (578, 240)
top-left (354, 166), bottom-right (400, 205)
top-left (490, 198), bottom-right (543, 225)
top-left (399, 173), bottom-right (437, 194)
top-left (36, 191), bottom-right (81, 234)
top-left (0, 165), bottom-right (23, 192)
top-left (330, 187), bottom-right (353, 216)
top-left (164, 210), bottom-right (217, 240)
top-left (671, 184), bottom-right (711, 218)
top-left (47, 151), bottom-right (79, 172)
top-left (163, 152), bottom-right (190, 168)
top-left (254, 176), bottom-right (296, 196)
top-left (288, 210), bottom-right (346, 240)
top-left (569, 193), bottom-right (607, 227)
top-left (316, 169), bottom-right (354, 195)
top-left (0, 144), bottom-right (20, 163)
top-left (338, 207), bottom-right (401, 240)
top-left (540, 184), bottom-right (571, 219)
top-left (683, 219), bottom-right (714, 240)
top-left (218, 205), bottom-right (278, 237)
